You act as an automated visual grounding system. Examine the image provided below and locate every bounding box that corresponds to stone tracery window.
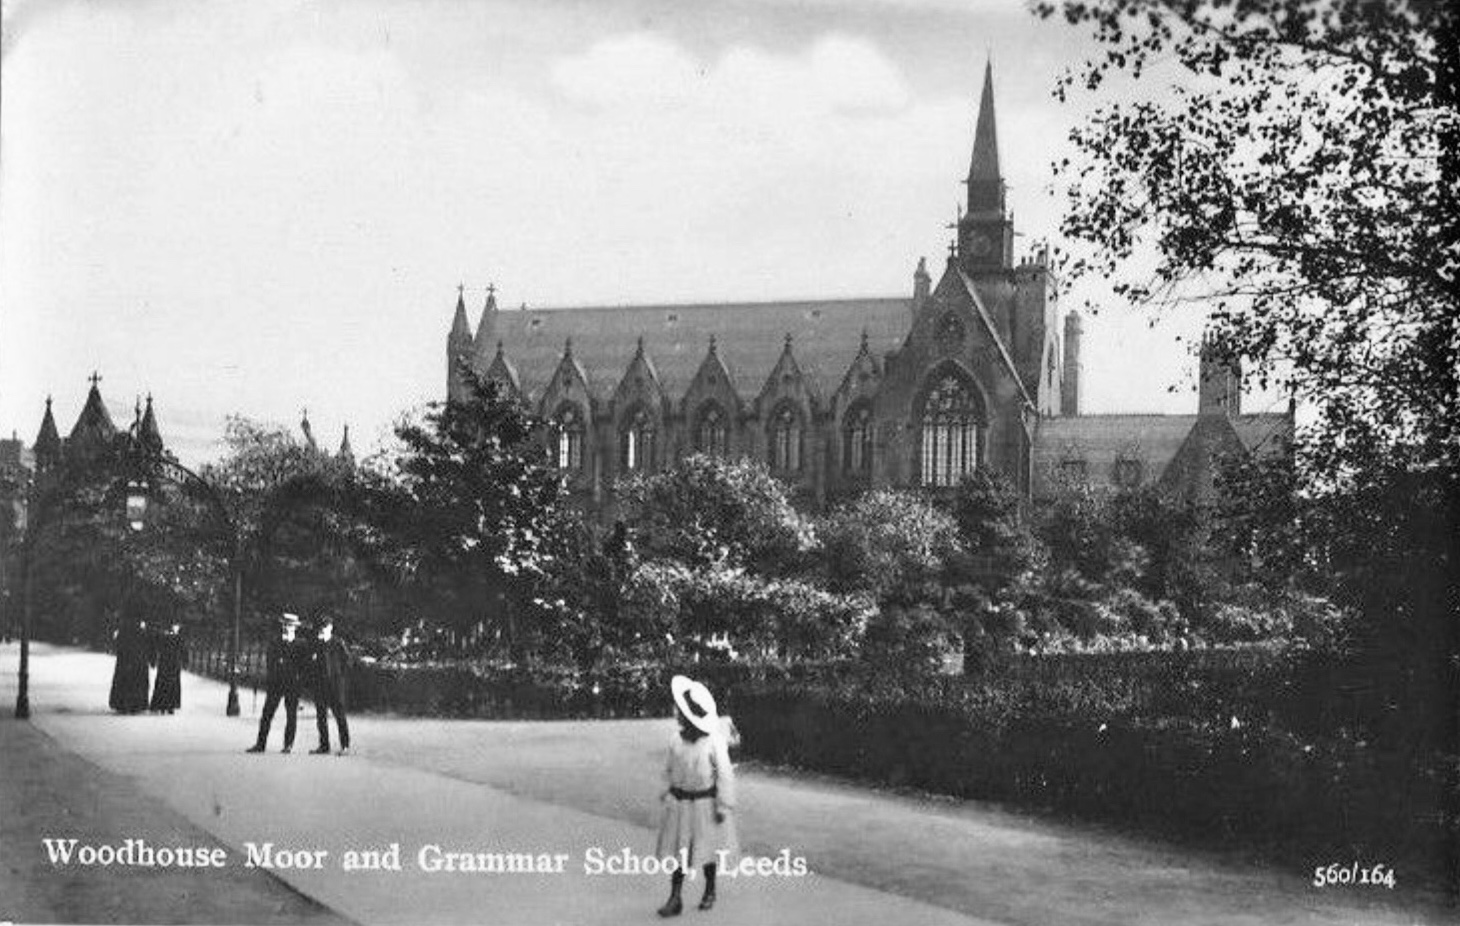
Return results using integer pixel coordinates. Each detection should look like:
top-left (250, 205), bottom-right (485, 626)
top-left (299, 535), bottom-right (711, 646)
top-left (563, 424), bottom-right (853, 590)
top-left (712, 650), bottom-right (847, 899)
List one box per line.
top-left (696, 403), bottom-right (728, 456)
top-left (621, 406), bottom-right (656, 473)
top-left (554, 405), bottom-right (584, 471)
top-left (768, 403), bottom-right (802, 473)
top-left (843, 402), bottom-right (872, 475)
top-left (919, 374), bottom-right (980, 487)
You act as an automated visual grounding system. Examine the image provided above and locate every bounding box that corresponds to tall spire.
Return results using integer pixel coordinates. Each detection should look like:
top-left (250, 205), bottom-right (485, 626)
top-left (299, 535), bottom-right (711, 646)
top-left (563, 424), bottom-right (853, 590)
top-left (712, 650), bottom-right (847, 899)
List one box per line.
top-left (966, 58), bottom-right (1003, 216)
top-left (449, 285), bottom-right (471, 343)
top-left (957, 58), bottom-right (1014, 272)
top-left (447, 286), bottom-right (473, 402)
top-left (337, 425), bottom-right (355, 466)
top-left (473, 283), bottom-right (500, 360)
top-left (301, 408), bottom-right (318, 452)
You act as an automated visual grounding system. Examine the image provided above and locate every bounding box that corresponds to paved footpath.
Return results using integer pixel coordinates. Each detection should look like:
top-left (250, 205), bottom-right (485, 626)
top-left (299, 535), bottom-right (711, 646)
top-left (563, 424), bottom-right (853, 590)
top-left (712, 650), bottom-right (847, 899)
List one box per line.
top-left (1, 643), bottom-right (1452, 926)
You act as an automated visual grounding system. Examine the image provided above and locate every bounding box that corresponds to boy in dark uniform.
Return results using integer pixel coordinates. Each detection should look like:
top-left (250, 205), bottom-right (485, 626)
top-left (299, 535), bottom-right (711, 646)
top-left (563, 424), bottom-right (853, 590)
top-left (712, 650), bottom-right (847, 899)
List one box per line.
top-left (246, 613), bottom-right (304, 753)
top-left (307, 615), bottom-right (352, 756)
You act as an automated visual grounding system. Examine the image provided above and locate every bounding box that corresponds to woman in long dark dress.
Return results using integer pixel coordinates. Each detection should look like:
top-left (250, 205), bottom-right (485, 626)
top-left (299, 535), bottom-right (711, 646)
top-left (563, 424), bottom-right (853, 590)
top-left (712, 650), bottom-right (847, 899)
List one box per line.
top-left (149, 623), bottom-right (185, 714)
top-left (108, 619), bottom-right (151, 713)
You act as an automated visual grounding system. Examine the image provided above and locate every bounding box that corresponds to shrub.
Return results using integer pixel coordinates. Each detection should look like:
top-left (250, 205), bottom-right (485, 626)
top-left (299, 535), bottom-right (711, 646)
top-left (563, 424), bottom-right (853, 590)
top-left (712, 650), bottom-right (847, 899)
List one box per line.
top-left (818, 489), bottom-right (963, 601)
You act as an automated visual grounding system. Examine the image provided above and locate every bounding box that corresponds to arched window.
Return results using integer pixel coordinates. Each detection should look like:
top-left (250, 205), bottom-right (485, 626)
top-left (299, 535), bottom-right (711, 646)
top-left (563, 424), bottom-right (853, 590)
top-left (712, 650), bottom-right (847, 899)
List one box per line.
top-left (695, 403), bottom-right (728, 456)
top-left (554, 405), bottom-right (585, 471)
top-left (843, 403), bottom-right (872, 475)
top-left (919, 374), bottom-right (980, 487)
top-left (621, 407), bottom-right (656, 473)
top-left (768, 403), bottom-right (802, 472)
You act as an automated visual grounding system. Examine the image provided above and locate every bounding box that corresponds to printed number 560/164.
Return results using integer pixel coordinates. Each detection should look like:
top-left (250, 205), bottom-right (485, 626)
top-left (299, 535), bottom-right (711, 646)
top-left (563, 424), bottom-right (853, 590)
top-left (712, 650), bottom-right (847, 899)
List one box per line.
top-left (1313, 863), bottom-right (1395, 889)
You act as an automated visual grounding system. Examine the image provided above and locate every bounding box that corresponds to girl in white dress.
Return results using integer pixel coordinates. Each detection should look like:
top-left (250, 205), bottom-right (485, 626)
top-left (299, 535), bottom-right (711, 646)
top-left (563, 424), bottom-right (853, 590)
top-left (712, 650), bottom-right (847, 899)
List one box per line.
top-left (656, 675), bottom-right (738, 916)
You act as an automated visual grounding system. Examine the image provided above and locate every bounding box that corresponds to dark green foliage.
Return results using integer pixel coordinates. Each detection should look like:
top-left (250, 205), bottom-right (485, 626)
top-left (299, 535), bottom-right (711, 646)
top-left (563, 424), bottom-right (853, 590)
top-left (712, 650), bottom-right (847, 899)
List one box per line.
top-left (618, 454), bottom-right (814, 576)
top-left (366, 370), bottom-right (565, 658)
top-left (817, 488), bottom-right (961, 601)
top-left (948, 468), bottom-right (1041, 592)
top-left (1038, 0), bottom-right (1459, 764)
top-left (730, 656), bottom-right (1453, 886)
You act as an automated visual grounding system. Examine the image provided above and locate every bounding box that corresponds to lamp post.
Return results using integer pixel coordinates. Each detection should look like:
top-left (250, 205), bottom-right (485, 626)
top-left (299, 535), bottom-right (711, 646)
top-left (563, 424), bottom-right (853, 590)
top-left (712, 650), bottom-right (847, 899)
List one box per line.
top-left (12, 491), bottom-right (30, 720)
top-left (125, 452), bottom-right (244, 717)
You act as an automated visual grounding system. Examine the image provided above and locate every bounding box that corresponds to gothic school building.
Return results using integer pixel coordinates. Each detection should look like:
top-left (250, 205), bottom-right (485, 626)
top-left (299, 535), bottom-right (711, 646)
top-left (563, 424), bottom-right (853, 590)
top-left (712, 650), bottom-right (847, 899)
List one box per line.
top-left (445, 65), bottom-right (1291, 512)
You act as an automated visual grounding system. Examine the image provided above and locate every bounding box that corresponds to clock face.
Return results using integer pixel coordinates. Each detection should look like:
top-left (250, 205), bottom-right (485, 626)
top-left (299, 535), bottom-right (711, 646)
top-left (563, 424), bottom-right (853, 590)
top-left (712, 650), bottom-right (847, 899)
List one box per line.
top-left (967, 231), bottom-right (993, 256)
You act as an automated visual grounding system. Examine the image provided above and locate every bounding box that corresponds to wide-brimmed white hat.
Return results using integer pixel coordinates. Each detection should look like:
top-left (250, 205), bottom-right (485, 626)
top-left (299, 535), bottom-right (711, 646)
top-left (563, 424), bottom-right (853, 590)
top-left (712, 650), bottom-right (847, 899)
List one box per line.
top-left (280, 612), bottom-right (301, 627)
top-left (671, 675), bottom-right (718, 735)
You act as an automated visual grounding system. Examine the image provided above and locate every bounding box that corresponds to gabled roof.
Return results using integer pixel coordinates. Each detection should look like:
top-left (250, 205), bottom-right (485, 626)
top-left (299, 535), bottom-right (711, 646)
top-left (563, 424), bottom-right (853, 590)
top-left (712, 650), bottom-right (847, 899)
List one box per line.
top-left (1032, 411), bottom-right (1292, 497)
top-left (954, 266), bottom-right (1032, 408)
top-left (488, 297), bottom-right (911, 405)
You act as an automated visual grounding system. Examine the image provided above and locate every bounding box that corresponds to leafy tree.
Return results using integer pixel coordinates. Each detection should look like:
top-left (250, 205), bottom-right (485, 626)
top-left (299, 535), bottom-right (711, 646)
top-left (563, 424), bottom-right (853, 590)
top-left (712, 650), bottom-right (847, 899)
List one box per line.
top-left (818, 489), bottom-right (962, 604)
top-left (1040, 0), bottom-right (1458, 746)
top-left (618, 454), bottom-right (815, 576)
top-left (369, 371), bottom-right (564, 658)
top-left (199, 417), bottom-right (361, 621)
top-left (948, 468), bottom-right (1043, 594)
top-left (1039, 0), bottom-right (1457, 474)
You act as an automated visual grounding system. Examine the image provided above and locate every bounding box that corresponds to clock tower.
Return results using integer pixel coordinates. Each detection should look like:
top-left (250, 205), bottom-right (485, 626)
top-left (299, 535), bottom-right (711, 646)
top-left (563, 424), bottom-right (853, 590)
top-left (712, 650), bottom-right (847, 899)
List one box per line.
top-left (958, 61), bottom-right (1014, 274)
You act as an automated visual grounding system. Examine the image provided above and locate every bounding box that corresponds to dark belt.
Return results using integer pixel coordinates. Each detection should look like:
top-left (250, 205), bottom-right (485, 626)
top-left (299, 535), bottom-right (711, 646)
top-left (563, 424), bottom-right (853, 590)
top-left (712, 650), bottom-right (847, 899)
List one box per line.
top-left (670, 786), bottom-right (717, 801)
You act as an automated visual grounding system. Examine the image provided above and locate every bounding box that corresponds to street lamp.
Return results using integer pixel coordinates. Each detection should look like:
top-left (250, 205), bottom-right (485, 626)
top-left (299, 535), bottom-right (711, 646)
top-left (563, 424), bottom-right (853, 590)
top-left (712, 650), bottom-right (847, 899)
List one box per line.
top-left (125, 480), bottom-right (148, 533)
top-left (11, 491), bottom-right (30, 720)
top-left (124, 449), bottom-right (244, 717)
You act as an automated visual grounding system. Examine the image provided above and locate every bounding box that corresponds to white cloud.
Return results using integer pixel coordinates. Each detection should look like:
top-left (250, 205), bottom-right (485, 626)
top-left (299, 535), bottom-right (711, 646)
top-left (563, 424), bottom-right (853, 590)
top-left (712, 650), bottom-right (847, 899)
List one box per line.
top-left (552, 31), bottom-right (909, 115)
top-left (550, 33), bottom-right (702, 107)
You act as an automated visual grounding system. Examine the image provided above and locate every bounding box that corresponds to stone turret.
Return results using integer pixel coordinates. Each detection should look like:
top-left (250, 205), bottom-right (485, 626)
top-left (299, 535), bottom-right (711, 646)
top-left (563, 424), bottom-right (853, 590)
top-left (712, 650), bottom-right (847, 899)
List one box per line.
top-left (1061, 312), bottom-right (1082, 417)
top-left (912, 256), bottom-right (931, 317)
top-left (138, 394), bottom-right (165, 455)
top-left (1198, 336), bottom-right (1242, 417)
top-left (447, 287), bottom-right (473, 403)
top-left (34, 397), bottom-right (62, 471)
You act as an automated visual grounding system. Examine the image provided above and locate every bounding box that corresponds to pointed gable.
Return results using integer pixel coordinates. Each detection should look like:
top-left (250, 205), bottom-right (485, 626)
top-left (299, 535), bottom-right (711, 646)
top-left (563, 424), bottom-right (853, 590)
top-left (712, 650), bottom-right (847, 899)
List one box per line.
top-left (1159, 414), bottom-right (1249, 502)
top-left (834, 329), bottom-right (882, 412)
top-left (484, 341), bottom-right (521, 394)
top-left (538, 338), bottom-right (594, 419)
top-left (682, 336), bottom-right (742, 417)
top-left (953, 265), bottom-right (1032, 409)
top-left (337, 425), bottom-right (355, 466)
top-left (757, 333), bottom-right (819, 417)
top-left (613, 337), bottom-right (668, 421)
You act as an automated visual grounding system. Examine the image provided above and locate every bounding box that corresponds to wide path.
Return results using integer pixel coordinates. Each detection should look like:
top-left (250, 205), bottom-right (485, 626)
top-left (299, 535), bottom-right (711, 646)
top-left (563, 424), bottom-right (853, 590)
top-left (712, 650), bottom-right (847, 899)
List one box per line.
top-left (2, 643), bottom-right (1450, 925)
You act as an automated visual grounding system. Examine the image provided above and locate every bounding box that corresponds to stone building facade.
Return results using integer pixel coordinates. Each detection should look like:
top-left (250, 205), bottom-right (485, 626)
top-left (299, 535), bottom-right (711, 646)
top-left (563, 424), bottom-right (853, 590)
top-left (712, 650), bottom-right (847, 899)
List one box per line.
top-left (445, 64), bottom-right (1290, 512)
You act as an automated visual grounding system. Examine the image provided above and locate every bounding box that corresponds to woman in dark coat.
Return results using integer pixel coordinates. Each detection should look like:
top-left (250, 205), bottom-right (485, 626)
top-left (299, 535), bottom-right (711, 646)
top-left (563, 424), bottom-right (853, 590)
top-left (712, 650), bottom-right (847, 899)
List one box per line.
top-left (148, 623), bottom-right (185, 714)
top-left (108, 619), bottom-right (151, 713)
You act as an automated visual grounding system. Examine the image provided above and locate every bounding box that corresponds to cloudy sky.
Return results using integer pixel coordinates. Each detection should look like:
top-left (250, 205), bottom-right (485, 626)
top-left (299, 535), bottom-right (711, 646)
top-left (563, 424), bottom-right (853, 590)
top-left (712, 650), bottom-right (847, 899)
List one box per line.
top-left (0, 0), bottom-right (1251, 465)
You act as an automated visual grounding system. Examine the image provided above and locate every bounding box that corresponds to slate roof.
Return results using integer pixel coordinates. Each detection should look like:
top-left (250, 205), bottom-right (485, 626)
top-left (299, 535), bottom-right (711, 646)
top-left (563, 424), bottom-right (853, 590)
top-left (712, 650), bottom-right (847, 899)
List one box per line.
top-left (1033, 412), bottom-right (1291, 496)
top-left (488, 298), bottom-right (913, 405)
top-left (67, 382), bottom-right (117, 452)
